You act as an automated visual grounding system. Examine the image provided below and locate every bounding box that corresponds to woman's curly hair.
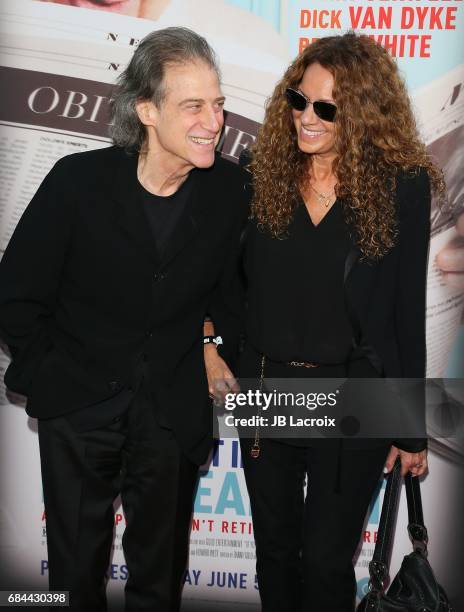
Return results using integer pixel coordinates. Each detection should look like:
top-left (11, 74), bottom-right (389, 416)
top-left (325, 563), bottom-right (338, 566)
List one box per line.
top-left (249, 32), bottom-right (445, 259)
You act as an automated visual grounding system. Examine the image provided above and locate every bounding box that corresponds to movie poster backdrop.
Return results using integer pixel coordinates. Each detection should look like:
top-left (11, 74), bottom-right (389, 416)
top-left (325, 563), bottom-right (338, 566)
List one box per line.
top-left (0, 1), bottom-right (463, 608)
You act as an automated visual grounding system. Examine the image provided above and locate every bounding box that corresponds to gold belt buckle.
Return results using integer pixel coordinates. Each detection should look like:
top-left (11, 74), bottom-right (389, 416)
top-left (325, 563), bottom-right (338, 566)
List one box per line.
top-left (287, 360), bottom-right (319, 368)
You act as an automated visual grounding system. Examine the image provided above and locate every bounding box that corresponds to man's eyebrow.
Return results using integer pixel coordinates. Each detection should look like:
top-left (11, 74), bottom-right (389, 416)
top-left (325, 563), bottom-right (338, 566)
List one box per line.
top-left (179, 96), bottom-right (226, 105)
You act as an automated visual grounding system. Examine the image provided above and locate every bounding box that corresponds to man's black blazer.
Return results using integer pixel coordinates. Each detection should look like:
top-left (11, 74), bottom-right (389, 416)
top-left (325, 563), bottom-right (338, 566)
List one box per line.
top-left (0, 145), bottom-right (249, 465)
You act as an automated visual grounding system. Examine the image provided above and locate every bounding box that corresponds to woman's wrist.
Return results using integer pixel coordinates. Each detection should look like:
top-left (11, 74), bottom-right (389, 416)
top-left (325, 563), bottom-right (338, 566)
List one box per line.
top-left (204, 343), bottom-right (218, 354)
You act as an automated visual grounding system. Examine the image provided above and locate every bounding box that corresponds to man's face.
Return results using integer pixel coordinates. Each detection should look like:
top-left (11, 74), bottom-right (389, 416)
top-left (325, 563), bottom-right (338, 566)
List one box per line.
top-left (148, 61), bottom-right (225, 171)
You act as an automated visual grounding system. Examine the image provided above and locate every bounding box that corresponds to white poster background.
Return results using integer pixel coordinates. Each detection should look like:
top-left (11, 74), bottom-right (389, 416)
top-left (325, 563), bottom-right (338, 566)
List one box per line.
top-left (1, 0), bottom-right (463, 608)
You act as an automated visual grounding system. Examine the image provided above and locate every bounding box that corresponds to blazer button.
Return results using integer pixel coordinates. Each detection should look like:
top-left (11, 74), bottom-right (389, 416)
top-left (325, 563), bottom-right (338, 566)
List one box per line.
top-left (154, 272), bottom-right (166, 282)
top-left (108, 381), bottom-right (120, 391)
top-left (145, 331), bottom-right (153, 339)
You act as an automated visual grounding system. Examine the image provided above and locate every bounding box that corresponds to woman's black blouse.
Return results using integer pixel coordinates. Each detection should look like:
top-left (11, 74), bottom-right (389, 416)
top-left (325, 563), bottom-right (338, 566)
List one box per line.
top-left (244, 199), bottom-right (354, 364)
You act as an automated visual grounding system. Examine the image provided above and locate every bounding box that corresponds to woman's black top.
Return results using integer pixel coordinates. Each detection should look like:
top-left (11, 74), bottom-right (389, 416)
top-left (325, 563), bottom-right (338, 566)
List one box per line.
top-left (244, 199), bottom-right (354, 364)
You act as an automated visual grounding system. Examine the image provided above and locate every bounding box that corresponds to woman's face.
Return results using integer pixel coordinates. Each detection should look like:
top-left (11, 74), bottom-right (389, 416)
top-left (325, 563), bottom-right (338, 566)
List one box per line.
top-left (291, 62), bottom-right (336, 158)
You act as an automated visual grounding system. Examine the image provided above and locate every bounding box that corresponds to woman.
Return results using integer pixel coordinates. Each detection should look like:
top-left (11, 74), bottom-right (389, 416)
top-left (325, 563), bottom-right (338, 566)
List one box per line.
top-left (205, 32), bottom-right (445, 611)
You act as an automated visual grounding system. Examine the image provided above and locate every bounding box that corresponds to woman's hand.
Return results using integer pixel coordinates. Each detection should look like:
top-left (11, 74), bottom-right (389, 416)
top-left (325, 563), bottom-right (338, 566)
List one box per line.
top-left (204, 344), bottom-right (240, 402)
top-left (384, 445), bottom-right (428, 477)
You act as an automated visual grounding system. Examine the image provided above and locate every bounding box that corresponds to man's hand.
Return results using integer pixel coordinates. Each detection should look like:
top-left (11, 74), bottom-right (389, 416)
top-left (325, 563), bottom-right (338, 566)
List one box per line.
top-left (384, 445), bottom-right (428, 477)
top-left (436, 212), bottom-right (464, 290)
top-left (204, 344), bottom-right (239, 402)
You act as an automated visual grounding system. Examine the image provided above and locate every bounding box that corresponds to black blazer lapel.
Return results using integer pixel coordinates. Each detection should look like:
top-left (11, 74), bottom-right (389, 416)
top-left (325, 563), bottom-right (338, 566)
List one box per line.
top-left (344, 246), bottom-right (362, 346)
top-left (160, 169), bottom-right (214, 268)
top-left (343, 246), bottom-right (384, 374)
top-left (344, 245), bottom-right (360, 283)
top-left (160, 182), bottom-right (199, 268)
top-left (111, 150), bottom-right (160, 265)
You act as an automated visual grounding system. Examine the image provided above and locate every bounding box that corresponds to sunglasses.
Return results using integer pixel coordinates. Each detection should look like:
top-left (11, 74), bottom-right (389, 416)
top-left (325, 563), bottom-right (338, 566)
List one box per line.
top-left (285, 88), bottom-right (337, 122)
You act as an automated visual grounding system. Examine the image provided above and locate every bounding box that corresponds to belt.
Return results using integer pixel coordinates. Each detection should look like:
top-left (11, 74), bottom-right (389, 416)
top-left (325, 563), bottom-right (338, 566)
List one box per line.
top-left (260, 354), bottom-right (322, 369)
top-left (286, 360), bottom-right (319, 368)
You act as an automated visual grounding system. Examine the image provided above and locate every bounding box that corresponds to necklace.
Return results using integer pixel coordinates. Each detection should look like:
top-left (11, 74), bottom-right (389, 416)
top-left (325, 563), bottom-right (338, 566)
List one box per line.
top-left (309, 183), bottom-right (335, 208)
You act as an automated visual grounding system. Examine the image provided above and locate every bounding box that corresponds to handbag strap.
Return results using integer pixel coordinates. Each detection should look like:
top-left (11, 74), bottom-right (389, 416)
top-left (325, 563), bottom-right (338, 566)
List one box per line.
top-left (405, 463), bottom-right (429, 553)
top-left (367, 457), bottom-right (428, 593)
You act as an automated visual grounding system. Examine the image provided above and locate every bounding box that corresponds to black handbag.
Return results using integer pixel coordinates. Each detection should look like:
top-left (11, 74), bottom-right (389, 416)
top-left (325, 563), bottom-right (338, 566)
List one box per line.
top-left (357, 458), bottom-right (452, 611)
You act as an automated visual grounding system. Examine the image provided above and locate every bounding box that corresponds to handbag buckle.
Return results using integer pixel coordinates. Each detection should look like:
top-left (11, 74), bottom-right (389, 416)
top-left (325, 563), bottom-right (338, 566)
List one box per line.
top-left (408, 523), bottom-right (428, 555)
top-left (368, 560), bottom-right (388, 593)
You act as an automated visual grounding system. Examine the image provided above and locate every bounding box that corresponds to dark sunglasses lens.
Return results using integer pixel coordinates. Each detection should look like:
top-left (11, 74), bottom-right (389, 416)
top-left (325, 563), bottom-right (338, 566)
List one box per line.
top-left (313, 101), bottom-right (337, 122)
top-left (285, 89), bottom-right (307, 111)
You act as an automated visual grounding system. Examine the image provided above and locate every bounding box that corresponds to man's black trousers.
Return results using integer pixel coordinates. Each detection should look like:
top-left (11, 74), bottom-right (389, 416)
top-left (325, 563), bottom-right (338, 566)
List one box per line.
top-left (38, 390), bottom-right (199, 611)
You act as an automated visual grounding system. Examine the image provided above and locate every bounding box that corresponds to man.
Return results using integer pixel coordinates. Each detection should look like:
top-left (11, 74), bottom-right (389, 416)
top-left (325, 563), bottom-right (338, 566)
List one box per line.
top-left (0, 27), bottom-right (247, 611)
